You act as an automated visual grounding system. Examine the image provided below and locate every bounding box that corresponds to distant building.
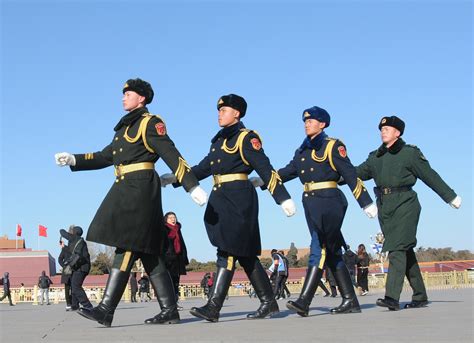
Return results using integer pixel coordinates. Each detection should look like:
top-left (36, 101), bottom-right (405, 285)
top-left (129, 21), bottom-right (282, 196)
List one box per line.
top-left (0, 235), bottom-right (56, 287)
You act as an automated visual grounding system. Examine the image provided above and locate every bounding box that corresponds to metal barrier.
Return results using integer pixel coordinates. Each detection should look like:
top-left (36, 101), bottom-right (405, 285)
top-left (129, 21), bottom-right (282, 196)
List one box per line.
top-left (2, 270), bottom-right (473, 304)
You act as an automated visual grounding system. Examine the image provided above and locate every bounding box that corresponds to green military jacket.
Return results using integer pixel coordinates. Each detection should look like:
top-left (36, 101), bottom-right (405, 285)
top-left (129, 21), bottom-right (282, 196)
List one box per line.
top-left (356, 139), bottom-right (456, 252)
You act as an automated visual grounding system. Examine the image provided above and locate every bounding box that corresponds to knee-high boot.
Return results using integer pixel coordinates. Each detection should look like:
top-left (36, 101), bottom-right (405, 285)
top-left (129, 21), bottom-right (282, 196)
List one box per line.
top-left (189, 267), bottom-right (234, 322)
top-left (144, 271), bottom-right (180, 324)
top-left (246, 262), bottom-right (279, 319)
top-left (286, 265), bottom-right (322, 317)
top-left (77, 268), bottom-right (129, 327)
top-left (330, 265), bottom-right (361, 314)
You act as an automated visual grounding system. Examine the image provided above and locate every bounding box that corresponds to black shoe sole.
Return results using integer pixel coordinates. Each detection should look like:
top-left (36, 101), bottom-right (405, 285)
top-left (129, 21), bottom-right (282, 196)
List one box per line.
top-left (189, 309), bottom-right (218, 323)
top-left (286, 302), bottom-right (308, 317)
top-left (246, 310), bottom-right (279, 320)
top-left (77, 310), bottom-right (112, 327)
top-left (330, 308), bottom-right (362, 314)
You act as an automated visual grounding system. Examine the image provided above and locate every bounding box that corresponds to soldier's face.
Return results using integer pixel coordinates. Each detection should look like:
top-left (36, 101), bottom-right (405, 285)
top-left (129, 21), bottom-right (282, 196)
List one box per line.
top-left (381, 126), bottom-right (400, 145)
top-left (305, 118), bottom-right (325, 138)
top-left (122, 91), bottom-right (146, 111)
top-left (218, 106), bottom-right (240, 127)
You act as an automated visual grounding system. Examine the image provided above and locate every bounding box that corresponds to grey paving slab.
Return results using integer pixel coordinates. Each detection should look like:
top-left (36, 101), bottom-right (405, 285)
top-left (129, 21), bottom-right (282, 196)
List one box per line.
top-left (1, 288), bottom-right (472, 342)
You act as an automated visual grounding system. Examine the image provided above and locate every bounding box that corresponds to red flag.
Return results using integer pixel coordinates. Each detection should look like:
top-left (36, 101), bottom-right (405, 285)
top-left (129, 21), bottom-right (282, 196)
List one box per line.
top-left (16, 224), bottom-right (22, 237)
top-left (39, 225), bottom-right (48, 237)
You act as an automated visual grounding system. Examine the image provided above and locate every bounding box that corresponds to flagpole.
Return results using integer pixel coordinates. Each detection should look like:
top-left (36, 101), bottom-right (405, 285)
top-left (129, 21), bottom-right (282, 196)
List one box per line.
top-left (38, 224), bottom-right (40, 251)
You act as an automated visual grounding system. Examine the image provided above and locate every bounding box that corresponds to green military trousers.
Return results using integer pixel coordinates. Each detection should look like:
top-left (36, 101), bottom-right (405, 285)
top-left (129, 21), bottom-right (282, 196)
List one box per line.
top-left (385, 248), bottom-right (428, 302)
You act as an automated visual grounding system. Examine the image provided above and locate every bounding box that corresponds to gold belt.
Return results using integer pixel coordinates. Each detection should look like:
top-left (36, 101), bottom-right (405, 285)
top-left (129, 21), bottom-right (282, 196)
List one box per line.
top-left (114, 162), bottom-right (154, 177)
top-left (212, 173), bottom-right (248, 185)
top-left (303, 181), bottom-right (338, 192)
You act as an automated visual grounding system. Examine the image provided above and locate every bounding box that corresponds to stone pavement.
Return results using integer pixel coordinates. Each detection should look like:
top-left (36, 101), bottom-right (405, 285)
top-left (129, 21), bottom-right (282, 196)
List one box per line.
top-left (1, 288), bottom-right (472, 342)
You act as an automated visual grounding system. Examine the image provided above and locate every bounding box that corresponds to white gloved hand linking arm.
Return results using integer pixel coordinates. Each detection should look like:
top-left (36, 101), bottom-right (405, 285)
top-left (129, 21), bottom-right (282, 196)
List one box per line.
top-left (189, 186), bottom-right (208, 206)
top-left (363, 203), bottom-right (378, 218)
top-left (449, 196), bottom-right (461, 209)
top-left (54, 152), bottom-right (76, 167)
top-left (160, 173), bottom-right (177, 188)
top-left (281, 199), bottom-right (296, 217)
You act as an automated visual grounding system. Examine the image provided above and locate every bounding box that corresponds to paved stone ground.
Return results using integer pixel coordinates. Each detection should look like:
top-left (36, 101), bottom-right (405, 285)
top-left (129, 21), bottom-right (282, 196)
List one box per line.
top-left (1, 288), bottom-right (472, 342)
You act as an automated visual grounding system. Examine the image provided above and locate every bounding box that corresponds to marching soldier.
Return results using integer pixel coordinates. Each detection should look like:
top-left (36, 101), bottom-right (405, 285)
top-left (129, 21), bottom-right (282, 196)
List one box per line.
top-left (252, 106), bottom-right (378, 316)
top-left (356, 116), bottom-right (461, 310)
top-left (54, 78), bottom-right (207, 327)
top-left (162, 94), bottom-right (296, 322)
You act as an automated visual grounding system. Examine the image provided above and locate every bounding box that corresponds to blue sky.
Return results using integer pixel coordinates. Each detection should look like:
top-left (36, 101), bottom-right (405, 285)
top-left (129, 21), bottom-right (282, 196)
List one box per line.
top-left (1, 0), bottom-right (472, 264)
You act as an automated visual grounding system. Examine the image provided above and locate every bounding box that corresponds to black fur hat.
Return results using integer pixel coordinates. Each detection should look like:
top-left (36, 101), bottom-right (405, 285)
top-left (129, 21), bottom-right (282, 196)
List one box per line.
top-left (217, 94), bottom-right (247, 118)
top-left (123, 78), bottom-right (154, 104)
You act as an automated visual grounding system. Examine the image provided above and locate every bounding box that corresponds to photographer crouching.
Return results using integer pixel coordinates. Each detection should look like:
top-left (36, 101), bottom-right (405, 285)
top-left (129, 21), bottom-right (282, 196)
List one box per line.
top-left (60, 226), bottom-right (93, 311)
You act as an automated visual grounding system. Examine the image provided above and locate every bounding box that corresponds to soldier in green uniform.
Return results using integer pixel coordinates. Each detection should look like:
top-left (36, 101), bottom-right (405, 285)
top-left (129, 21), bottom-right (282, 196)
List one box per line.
top-left (356, 116), bottom-right (461, 311)
top-left (54, 78), bottom-right (208, 326)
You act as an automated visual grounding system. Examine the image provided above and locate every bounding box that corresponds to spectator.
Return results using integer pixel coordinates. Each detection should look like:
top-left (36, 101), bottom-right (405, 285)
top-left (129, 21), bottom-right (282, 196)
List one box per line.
top-left (19, 283), bottom-right (26, 302)
top-left (138, 276), bottom-right (151, 302)
top-left (163, 212), bottom-right (189, 311)
top-left (58, 239), bottom-right (73, 310)
top-left (343, 245), bottom-right (357, 286)
top-left (38, 271), bottom-right (53, 305)
top-left (200, 273), bottom-right (211, 299)
top-left (278, 251), bottom-right (291, 299)
top-left (60, 226), bottom-right (93, 311)
top-left (130, 272), bottom-right (138, 303)
top-left (357, 244), bottom-right (370, 296)
top-left (0, 272), bottom-right (14, 306)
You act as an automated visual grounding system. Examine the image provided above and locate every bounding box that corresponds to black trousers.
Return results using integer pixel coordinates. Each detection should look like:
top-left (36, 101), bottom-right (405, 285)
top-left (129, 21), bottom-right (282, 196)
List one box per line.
top-left (357, 268), bottom-right (369, 292)
top-left (171, 274), bottom-right (181, 299)
top-left (64, 281), bottom-right (72, 306)
top-left (0, 290), bottom-right (13, 305)
top-left (71, 271), bottom-right (92, 308)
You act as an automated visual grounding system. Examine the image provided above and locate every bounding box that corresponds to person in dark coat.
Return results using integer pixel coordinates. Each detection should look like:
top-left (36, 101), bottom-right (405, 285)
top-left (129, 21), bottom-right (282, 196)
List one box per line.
top-left (163, 212), bottom-right (189, 307)
top-left (259, 106), bottom-right (378, 317)
top-left (356, 244), bottom-right (370, 296)
top-left (129, 272), bottom-right (138, 303)
top-left (59, 239), bottom-right (73, 310)
top-left (55, 78), bottom-right (207, 327)
top-left (356, 116), bottom-right (461, 310)
top-left (0, 272), bottom-right (14, 306)
top-left (138, 275), bottom-right (151, 302)
top-left (162, 94), bottom-right (296, 322)
top-left (60, 226), bottom-right (93, 311)
top-left (38, 270), bottom-right (53, 305)
top-left (343, 245), bottom-right (358, 286)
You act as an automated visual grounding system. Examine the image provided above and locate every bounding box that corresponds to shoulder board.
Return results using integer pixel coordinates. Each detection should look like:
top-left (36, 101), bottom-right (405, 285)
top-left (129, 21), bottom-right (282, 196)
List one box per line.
top-left (406, 144), bottom-right (419, 149)
top-left (144, 113), bottom-right (166, 124)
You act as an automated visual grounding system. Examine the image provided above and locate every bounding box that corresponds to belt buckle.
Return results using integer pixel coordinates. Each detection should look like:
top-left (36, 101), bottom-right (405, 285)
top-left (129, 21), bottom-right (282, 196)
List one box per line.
top-left (382, 187), bottom-right (391, 195)
top-left (304, 183), bottom-right (311, 192)
top-left (115, 166), bottom-right (122, 177)
top-left (213, 175), bottom-right (220, 185)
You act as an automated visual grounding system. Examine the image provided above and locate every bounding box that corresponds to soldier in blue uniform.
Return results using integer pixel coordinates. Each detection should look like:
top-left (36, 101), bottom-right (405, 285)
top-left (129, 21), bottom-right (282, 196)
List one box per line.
top-left (55, 78), bottom-right (207, 327)
top-left (162, 94), bottom-right (296, 322)
top-left (253, 106), bottom-right (378, 316)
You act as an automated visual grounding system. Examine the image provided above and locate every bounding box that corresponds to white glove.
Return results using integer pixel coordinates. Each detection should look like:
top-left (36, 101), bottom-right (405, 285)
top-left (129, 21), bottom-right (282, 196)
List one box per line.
top-left (160, 173), bottom-right (177, 187)
top-left (363, 203), bottom-right (378, 218)
top-left (450, 196), bottom-right (461, 209)
top-left (54, 152), bottom-right (76, 166)
top-left (249, 177), bottom-right (264, 188)
top-left (189, 186), bottom-right (208, 206)
top-left (281, 199), bottom-right (296, 217)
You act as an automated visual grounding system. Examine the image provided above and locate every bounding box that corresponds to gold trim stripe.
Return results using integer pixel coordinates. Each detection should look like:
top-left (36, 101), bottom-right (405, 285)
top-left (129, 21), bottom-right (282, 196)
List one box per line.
top-left (318, 247), bottom-right (327, 269)
top-left (352, 178), bottom-right (365, 200)
top-left (311, 139), bottom-right (337, 172)
top-left (226, 256), bottom-right (234, 271)
top-left (120, 251), bottom-right (132, 272)
top-left (85, 153), bottom-right (94, 160)
top-left (124, 113), bottom-right (166, 154)
top-left (267, 170), bottom-right (282, 195)
top-left (175, 157), bottom-right (191, 183)
top-left (221, 130), bottom-right (264, 166)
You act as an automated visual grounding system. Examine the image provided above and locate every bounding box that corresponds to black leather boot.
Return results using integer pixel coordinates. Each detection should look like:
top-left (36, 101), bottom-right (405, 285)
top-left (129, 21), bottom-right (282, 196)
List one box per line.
top-left (189, 267), bottom-right (234, 322)
top-left (404, 299), bottom-right (428, 309)
top-left (145, 272), bottom-right (180, 324)
top-left (247, 261), bottom-right (279, 319)
top-left (377, 296), bottom-right (400, 311)
top-left (330, 266), bottom-right (361, 314)
top-left (286, 266), bottom-right (322, 317)
top-left (77, 268), bottom-right (129, 327)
